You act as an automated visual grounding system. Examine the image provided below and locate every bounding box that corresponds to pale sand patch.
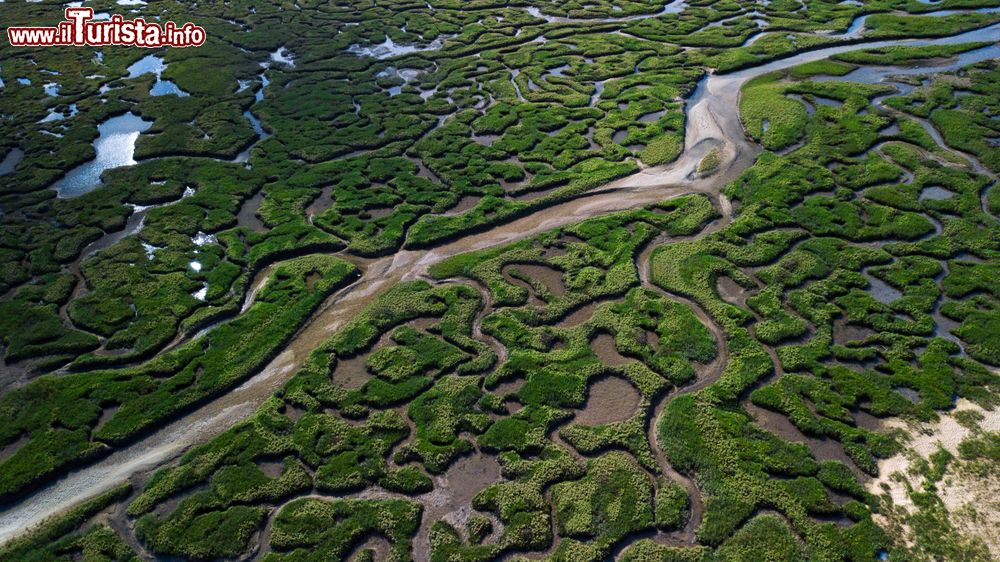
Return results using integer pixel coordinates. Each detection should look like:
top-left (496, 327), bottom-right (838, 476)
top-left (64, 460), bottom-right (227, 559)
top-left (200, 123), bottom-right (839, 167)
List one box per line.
top-left (866, 399), bottom-right (1000, 557)
top-left (938, 467), bottom-right (1000, 557)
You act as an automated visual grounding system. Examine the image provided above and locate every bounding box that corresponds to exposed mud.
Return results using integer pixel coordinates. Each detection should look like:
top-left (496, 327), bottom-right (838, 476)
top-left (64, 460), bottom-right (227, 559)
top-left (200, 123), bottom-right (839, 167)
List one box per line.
top-left (414, 452), bottom-right (501, 560)
top-left (441, 195), bottom-right (482, 216)
top-left (852, 408), bottom-right (883, 432)
top-left (716, 275), bottom-right (752, 306)
top-left (574, 376), bottom-right (642, 426)
top-left (237, 190), bottom-right (268, 231)
top-left (0, 352), bottom-right (32, 395)
top-left (504, 263), bottom-right (566, 297)
top-left (833, 317), bottom-right (877, 346)
top-left (305, 185), bottom-right (334, 222)
top-left (345, 536), bottom-right (392, 561)
top-left (591, 333), bottom-right (630, 367)
top-left (500, 266), bottom-right (545, 307)
top-left (492, 377), bottom-right (525, 415)
top-left (745, 401), bottom-right (864, 478)
top-left (304, 270), bottom-right (322, 292)
top-left (632, 212), bottom-right (730, 545)
top-left (555, 300), bottom-right (603, 328)
top-left (0, 435), bottom-right (29, 464)
top-left (332, 354), bottom-right (372, 389)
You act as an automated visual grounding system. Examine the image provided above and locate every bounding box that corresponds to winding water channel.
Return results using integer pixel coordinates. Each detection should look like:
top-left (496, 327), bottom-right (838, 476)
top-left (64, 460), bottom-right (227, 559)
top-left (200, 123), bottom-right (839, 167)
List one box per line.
top-left (0, 18), bottom-right (998, 548)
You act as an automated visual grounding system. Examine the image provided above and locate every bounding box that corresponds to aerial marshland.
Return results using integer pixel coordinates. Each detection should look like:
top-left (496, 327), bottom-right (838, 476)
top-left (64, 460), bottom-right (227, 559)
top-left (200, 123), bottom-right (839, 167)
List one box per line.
top-left (1, 0), bottom-right (1000, 560)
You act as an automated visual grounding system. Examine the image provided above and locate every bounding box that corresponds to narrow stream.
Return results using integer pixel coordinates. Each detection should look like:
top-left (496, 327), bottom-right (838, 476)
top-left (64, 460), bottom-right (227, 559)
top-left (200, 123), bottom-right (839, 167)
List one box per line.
top-left (524, 0), bottom-right (687, 24)
top-left (234, 67), bottom-right (272, 164)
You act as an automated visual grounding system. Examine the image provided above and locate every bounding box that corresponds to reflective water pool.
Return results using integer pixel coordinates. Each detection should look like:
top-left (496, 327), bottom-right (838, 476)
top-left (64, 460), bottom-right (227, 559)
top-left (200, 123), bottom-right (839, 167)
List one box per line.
top-left (53, 112), bottom-right (154, 198)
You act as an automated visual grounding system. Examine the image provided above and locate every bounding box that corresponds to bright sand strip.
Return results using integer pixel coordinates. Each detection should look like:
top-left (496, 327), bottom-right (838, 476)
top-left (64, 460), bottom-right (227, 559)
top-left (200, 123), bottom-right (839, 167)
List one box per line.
top-left (867, 398), bottom-right (1000, 557)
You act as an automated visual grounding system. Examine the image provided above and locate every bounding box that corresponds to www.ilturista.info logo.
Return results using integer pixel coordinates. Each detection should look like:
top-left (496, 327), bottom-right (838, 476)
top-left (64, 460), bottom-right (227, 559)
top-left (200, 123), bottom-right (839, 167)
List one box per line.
top-left (7, 8), bottom-right (206, 47)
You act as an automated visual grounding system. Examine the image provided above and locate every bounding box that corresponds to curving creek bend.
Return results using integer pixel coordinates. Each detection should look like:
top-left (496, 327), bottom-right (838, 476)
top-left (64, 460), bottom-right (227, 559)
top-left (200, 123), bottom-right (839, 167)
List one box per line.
top-left (1, 21), bottom-right (999, 552)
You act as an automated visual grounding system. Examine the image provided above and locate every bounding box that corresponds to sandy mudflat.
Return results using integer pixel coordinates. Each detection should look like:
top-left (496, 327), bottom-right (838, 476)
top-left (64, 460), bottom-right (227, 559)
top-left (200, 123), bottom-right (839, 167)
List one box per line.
top-left (867, 398), bottom-right (1000, 556)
